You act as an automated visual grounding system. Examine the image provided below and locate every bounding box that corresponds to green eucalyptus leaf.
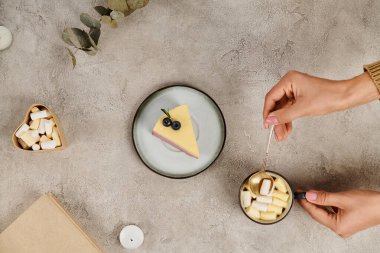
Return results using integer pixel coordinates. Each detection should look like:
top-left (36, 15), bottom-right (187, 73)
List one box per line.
top-left (89, 28), bottom-right (101, 45)
top-left (108, 0), bottom-right (129, 12)
top-left (127, 0), bottom-right (149, 10)
top-left (81, 48), bottom-right (97, 56)
top-left (101, 15), bottom-right (112, 24)
top-left (94, 6), bottom-right (112, 16)
top-left (111, 20), bottom-right (118, 28)
top-left (80, 13), bottom-right (101, 29)
top-left (123, 8), bottom-right (135, 16)
top-left (62, 30), bottom-right (74, 46)
top-left (66, 47), bottom-right (77, 68)
top-left (89, 38), bottom-right (97, 49)
top-left (110, 10), bottom-right (125, 21)
top-left (88, 31), bottom-right (98, 49)
top-left (63, 28), bottom-right (92, 49)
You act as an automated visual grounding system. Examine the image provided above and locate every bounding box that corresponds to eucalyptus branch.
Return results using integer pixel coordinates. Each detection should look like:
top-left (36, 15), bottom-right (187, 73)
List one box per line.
top-left (62, 0), bottom-right (149, 68)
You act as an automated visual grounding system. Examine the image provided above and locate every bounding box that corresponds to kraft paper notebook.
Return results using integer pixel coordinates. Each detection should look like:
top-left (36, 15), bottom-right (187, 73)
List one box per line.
top-left (0, 193), bottom-right (104, 253)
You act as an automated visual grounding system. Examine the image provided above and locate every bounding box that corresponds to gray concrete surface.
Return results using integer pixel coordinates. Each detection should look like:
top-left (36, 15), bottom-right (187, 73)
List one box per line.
top-left (1, 0), bottom-right (380, 252)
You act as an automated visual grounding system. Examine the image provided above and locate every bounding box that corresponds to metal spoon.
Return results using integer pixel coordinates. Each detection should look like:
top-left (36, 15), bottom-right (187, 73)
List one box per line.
top-left (249, 125), bottom-right (275, 196)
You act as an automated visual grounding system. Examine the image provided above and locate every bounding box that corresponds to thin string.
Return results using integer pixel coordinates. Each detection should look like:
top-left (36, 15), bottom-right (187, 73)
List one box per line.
top-left (261, 125), bottom-right (274, 171)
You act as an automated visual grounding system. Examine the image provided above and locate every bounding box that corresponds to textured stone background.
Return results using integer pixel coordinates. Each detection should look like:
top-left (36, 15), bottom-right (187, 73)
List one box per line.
top-left (1, 0), bottom-right (380, 252)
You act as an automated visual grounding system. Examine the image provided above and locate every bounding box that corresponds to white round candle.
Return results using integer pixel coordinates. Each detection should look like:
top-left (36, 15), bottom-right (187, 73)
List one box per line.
top-left (119, 225), bottom-right (144, 249)
top-left (0, 26), bottom-right (12, 50)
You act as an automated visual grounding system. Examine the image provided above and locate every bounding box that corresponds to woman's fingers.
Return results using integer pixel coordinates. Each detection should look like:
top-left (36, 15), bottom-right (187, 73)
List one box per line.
top-left (274, 124), bottom-right (287, 141)
top-left (298, 189), bottom-right (380, 238)
top-left (298, 190), bottom-right (350, 233)
top-left (286, 122), bottom-right (293, 135)
top-left (267, 101), bottom-right (307, 125)
top-left (263, 78), bottom-right (290, 128)
top-left (298, 199), bottom-right (338, 231)
top-left (305, 190), bottom-right (348, 209)
top-left (263, 80), bottom-right (300, 131)
top-left (273, 122), bottom-right (293, 141)
top-left (272, 98), bottom-right (294, 141)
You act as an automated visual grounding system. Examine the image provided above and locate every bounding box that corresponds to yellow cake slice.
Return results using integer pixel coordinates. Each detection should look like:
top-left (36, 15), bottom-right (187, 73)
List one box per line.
top-left (152, 105), bottom-right (199, 158)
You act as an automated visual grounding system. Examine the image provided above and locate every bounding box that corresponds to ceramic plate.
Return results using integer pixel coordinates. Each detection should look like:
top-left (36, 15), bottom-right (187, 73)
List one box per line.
top-left (132, 85), bottom-right (226, 178)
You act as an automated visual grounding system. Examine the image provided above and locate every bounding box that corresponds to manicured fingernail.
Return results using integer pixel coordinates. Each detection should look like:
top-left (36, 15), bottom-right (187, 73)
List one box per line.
top-left (266, 116), bottom-right (278, 125)
top-left (306, 191), bottom-right (317, 201)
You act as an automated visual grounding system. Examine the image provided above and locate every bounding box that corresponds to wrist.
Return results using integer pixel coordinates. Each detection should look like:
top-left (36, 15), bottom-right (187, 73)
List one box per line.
top-left (342, 72), bottom-right (380, 109)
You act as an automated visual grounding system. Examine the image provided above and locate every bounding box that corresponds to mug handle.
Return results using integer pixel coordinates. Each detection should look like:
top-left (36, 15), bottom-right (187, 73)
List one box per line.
top-left (294, 192), bottom-right (306, 199)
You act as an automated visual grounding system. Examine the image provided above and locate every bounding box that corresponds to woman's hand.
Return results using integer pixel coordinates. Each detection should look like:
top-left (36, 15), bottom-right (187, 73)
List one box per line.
top-left (263, 71), bottom-right (380, 141)
top-left (298, 190), bottom-right (380, 238)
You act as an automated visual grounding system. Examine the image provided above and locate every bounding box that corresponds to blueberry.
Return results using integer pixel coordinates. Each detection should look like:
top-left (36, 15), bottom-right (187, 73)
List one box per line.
top-left (171, 121), bottom-right (181, 130)
top-left (162, 117), bottom-right (172, 127)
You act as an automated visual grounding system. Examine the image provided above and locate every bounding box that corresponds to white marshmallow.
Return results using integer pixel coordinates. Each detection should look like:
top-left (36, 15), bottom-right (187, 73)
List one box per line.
top-left (268, 204), bottom-right (283, 215)
top-left (45, 120), bottom-right (53, 138)
top-left (30, 110), bottom-right (50, 120)
top-left (246, 207), bottom-right (260, 219)
top-left (260, 212), bottom-right (277, 221)
top-left (29, 119), bottom-right (40, 130)
top-left (272, 190), bottom-right (289, 202)
top-left (32, 144), bottom-right (41, 151)
top-left (272, 197), bottom-right (287, 208)
top-left (18, 138), bottom-right (29, 149)
top-left (49, 118), bottom-right (56, 127)
top-left (19, 132), bottom-right (37, 147)
top-left (251, 201), bottom-right (268, 212)
top-left (41, 139), bottom-right (57, 150)
top-left (38, 119), bottom-right (47, 134)
top-left (241, 191), bottom-right (252, 208)
top-left (15, 124), bottom-right (29, 138)
top-left (52, 127), bottom-right (61, 146)
top-left (256, 196), bottom-right (273, 204)
top-left (31, 107), bottom-right (40, 112)
top-left (274, 177), bottom-right (288, 193)
top-left (39, 135), bottom-right (50, 144)
top-left (260, 179), bottom-right (272, 196)
top-left (29, 130), bottom-right (40, 142)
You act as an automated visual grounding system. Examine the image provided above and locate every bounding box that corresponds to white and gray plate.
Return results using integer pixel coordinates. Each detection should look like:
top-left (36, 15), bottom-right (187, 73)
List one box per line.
top-left (132, 85), bottom-right (226, 178)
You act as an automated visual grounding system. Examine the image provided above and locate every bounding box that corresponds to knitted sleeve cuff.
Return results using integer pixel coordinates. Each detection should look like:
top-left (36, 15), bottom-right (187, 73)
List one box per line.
top-left (364, 60), bottom-right (380, 94)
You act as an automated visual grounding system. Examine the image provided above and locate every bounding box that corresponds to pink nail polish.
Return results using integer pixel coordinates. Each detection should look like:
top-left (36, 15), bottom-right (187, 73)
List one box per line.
top-left (266, 116), bottom-right (278, 125)
top-left (306, 191), bottom-right (317, 201)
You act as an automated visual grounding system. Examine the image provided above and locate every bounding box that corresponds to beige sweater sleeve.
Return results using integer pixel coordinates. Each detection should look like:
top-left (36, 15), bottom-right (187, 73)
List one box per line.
top-left (364, 60), bottom-right (380, 93)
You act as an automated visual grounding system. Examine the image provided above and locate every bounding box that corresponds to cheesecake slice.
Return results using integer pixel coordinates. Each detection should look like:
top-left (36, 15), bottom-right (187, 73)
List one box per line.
top-left (152, 105), bottom-right (199, 158)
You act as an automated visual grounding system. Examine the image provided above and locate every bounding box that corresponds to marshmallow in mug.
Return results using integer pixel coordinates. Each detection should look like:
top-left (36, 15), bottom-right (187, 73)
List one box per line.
top-left (240, 173), bottom-right (292, 223)
top-left (241, 191), bottom-right (252, 208)
top-left (259, 179), bottom-right (272, 195)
